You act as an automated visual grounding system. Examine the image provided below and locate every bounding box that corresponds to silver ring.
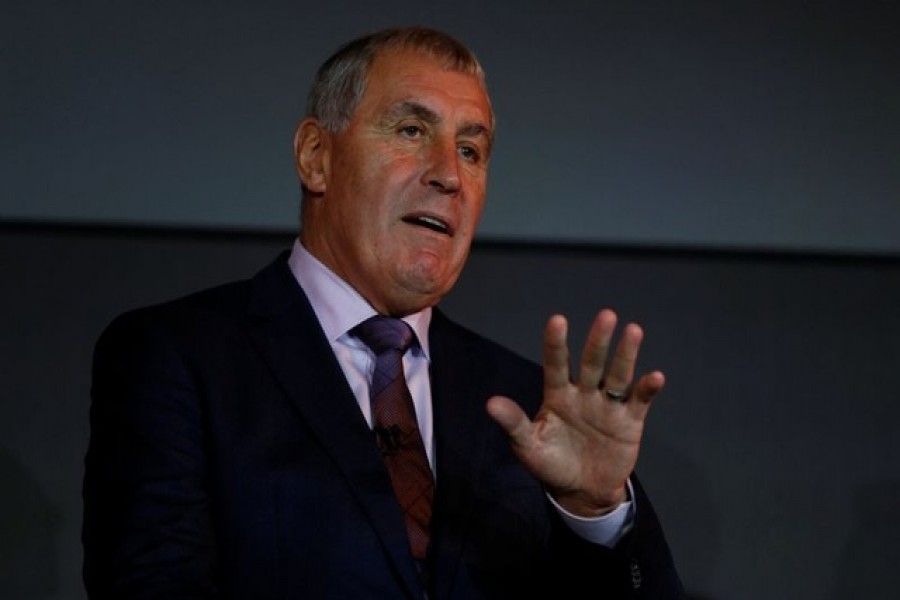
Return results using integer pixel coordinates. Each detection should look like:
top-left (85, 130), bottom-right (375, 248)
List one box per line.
top-left (604, 388), bottom-right (627, 401)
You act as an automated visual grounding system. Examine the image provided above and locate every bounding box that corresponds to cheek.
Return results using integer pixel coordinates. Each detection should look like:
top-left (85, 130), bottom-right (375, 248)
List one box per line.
top-left (360, 159), bottom-right (416, 209)
top-left (459, 196), bottom-right (486, 237)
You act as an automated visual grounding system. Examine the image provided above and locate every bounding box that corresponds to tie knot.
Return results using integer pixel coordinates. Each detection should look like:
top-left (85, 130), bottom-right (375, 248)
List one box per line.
top-left (352, 316), bottom-right (415, 355)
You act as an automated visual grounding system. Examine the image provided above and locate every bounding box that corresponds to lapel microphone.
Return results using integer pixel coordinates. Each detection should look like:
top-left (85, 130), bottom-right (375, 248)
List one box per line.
top-left (374, 424), bottom-right (402, 456)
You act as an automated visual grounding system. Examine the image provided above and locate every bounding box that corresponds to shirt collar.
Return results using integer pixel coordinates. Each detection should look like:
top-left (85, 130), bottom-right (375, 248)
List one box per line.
top-left (287, 238), bottom-right (432, 359)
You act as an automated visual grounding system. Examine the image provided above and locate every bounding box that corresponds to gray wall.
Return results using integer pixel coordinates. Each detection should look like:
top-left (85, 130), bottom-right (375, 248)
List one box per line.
top-left (3, 0), bottom-right (900, 254)
top-left (2, 224), bottom-right (899, 600)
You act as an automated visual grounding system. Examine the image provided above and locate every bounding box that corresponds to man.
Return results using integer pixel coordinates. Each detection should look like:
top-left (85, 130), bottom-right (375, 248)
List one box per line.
top-left (83, 26), bottom-right (684, 599)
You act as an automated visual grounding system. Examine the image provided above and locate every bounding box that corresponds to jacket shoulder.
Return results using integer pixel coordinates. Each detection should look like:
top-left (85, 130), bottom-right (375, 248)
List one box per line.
top-left (96, 251), bottom-right (293, 345)
top-left (430, 307), bottom-right (540, 375)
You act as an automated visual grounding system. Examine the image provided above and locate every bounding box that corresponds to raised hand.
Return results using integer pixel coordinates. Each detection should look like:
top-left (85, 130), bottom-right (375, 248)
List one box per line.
top-left (485, 309), bottom-right (665, 517)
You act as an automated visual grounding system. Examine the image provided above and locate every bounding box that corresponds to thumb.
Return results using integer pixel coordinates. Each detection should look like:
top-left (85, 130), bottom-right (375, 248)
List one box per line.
top-left (486, 395), bottom-right (533, 443)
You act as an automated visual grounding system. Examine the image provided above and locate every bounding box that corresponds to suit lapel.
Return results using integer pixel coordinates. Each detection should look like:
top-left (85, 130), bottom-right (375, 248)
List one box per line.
top-left (427, 309), bottom-right (496, 599)
top-left (245, 254), bottom-right (424, 598)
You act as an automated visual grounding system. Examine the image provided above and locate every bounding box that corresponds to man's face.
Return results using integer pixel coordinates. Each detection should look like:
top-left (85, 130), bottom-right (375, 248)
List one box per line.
top-left (298, 48), bottom-right (493, 316)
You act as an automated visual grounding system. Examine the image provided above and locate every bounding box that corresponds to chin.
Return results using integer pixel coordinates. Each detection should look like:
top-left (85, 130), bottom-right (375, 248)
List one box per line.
top-left (391, 278), bottom-right (449, 313)
top-left (395, 255), bottom-right (461, 298)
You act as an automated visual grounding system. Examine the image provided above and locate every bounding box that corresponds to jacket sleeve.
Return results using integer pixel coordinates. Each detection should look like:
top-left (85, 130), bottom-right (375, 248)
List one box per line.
top-left (545, 473), bottom-right (686, 599)
top-left (82, 310), bottom-right (219, 599)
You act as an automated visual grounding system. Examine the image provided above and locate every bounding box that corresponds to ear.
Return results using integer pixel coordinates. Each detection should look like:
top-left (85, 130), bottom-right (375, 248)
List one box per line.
top-left (293, 118), bottom-right (329, 195)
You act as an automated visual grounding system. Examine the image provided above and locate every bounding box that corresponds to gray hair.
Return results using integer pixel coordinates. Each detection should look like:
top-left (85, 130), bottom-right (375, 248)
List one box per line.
top-left (306, 26), bottom-right (490, 133)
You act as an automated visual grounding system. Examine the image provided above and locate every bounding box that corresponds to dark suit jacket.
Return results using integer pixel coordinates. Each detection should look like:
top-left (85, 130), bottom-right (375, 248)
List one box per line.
top-left (83, 252), bottom-right (684, 599)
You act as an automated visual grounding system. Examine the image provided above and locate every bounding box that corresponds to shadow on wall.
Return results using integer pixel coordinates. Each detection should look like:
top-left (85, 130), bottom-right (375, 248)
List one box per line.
top-left (0, 446), bottom-right (63, 599)
top-left (830, 480), bottom-right (900, 600)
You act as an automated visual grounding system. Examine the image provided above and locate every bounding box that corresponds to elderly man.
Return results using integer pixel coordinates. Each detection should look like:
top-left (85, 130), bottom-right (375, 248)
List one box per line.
top-left (83, 26), bottom-right (684, 599)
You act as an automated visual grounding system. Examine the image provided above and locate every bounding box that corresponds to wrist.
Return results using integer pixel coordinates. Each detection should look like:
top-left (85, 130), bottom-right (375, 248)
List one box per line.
top-left (553, 485), bottom-right (629, 518)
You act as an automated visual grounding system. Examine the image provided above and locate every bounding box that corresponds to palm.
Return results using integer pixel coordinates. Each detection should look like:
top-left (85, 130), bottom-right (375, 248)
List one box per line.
top-left (486, 310), bottom-right (664, 517)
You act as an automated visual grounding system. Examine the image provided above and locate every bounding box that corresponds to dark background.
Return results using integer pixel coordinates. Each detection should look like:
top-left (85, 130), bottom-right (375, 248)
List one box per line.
top-left (3, 0), bottom-right (899, 253)
top-left (2, 1), bottom-right (899, 599)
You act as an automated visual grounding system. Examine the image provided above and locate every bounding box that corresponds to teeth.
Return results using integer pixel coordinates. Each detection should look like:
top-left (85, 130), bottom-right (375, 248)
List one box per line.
top-left (409, 215), bottom-right (449, 233)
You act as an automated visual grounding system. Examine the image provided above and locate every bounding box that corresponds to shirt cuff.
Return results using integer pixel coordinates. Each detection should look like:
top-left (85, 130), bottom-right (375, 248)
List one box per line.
top-left (546, 478), bottom-right (635, 547)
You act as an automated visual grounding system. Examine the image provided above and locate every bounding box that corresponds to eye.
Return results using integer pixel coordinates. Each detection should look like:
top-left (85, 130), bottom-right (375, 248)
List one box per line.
top-left (399, 124), bottom-right (424, 138)
top-left (458, 145), bottom-right (481, 163)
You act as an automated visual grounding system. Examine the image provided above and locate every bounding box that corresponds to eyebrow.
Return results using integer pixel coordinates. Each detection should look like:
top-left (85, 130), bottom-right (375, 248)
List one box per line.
top-left (384, 100), bottom-right (494, 149)
top-left (385, 100), bottom-right (439, 125)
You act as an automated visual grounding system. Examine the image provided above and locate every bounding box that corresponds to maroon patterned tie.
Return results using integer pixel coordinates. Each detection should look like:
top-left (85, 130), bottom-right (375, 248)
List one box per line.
top-left (352, 316), bottom-right (434, 560)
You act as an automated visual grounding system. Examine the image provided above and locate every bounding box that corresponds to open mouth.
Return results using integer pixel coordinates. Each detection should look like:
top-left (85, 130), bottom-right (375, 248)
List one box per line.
top-left (402, 214), bottom-right (452, 236)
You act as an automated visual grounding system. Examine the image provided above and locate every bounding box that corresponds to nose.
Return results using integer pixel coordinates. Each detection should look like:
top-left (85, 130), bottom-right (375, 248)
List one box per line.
top-left (422, 140), bottom-right (461, 194)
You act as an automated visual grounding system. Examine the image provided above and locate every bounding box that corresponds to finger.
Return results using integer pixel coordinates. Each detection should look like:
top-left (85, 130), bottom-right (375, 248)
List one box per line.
top-left (486, 395), bottom-right (533, 446)
top-left (578, 309), bottom-right (617, 391)
top-left (628, 370), bottom-right (665, 418)
top-left (543, 315), bottom-right (571, 390)
top-left (602, 322), bottom-right (643, 396)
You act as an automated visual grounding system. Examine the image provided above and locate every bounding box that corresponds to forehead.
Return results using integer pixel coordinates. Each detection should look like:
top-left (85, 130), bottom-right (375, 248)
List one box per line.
top-left (359, 49), bottom-right (493, 129)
